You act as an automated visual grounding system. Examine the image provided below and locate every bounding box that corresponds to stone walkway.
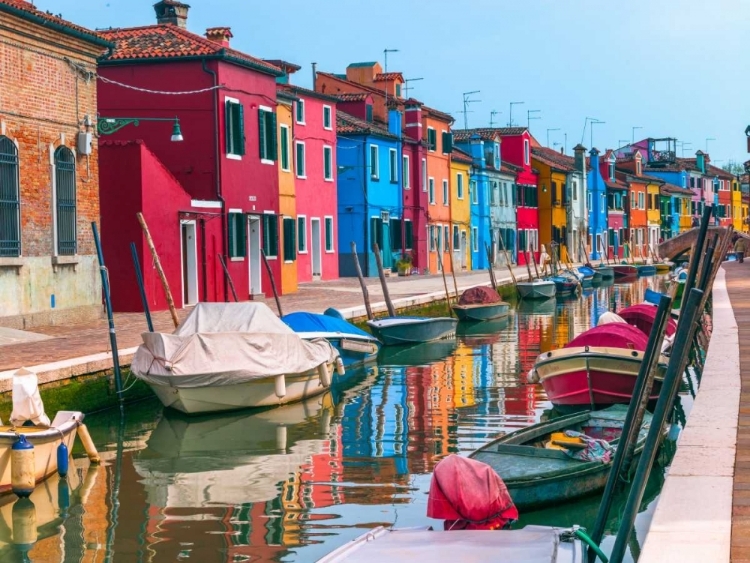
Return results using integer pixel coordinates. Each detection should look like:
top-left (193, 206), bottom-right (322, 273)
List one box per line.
top-left (0, 266), bottom-right (531, 373)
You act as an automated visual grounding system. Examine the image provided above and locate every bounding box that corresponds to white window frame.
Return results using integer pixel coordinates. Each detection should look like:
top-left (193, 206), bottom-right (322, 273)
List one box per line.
top-left (295, 141), bottom-right (306, 179)
top-left (442, 179), bottom-right (449, 205)
top-left (296, 99), bottom-right (306, 125)
top-left (403, 155), bottom-right (410, 189)
top-left (389, 148), bottom-right (398, 183)
top-left (370, 144), bottom-right (379, 180)
top-left (279, 124), bottom-right (291, 172)
top-left (323, 145), bottom-right (333, 181)
top-left (452, 225), bottom-right (460, 252)
top-left (429, 177), bottom-right (435, 205)
top-left (324, 216), bottom-right (335, 253)
top-left (322, 105), bottom-right (332, 130)
top-left (259, 104), bottom-right (275, 166)
top-left (427, 126), bottom-right (436, 152)
top-left (457, 173), bottom-right (464, 200)
top-left (638, 192), bottom-right (645, 209)
top-left (471, 180), bottom-right (478, 204)
top-left (225, 96), bottom-right (242, 160)
top-left (472, 226), bottom-right (478, 252)
top-left (429, 225), bottom-right (436, 251)
top-left (297, 215), bottom-right (307, 253)
top-left (523, 139), bottom-right (530, 165)
top-left (421, 158), bottom-right (427, 191)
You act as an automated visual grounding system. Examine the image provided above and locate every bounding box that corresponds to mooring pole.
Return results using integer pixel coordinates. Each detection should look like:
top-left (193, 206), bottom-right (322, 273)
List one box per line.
top-left (130, 242), bottom-right (154, 332)
top-left (261, 249), bottom-right (284, 317)
top-left (351, 242), bottom-right (374, 320)
top-left (92, 222), bottom-right (123, 409)
top-left (372, 242), bottom-right (397, 317)
top-left (218, 254), bottom-right (239, 303)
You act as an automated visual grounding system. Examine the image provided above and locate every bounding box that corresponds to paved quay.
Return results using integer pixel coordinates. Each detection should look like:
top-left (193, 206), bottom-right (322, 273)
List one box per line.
top-left (0, 265), bottom-right (532, 378)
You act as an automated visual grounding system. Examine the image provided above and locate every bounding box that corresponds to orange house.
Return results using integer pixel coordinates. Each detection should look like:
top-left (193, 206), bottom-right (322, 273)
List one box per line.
top-left (424, 106), bottom-right (454, 274)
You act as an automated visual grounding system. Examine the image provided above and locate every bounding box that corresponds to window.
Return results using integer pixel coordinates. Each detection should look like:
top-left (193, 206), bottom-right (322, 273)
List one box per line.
top-left (429, 226), bottom-right (436, 251)
top-left (263, 214), bottom-right (279, 258)
top-left (371, 218), bottom-right (383, 249)
top-left (370, 145), bottom-right (379, 179)
top-left (390, 218), bottom-right (402, 251)
top-left (573, 180), bottom-right (578, 201)
top-left (636, 160), bottom-right (642, 175)
top-left (228, 211), bottom-right (246, 258)
top-left (471, 180), bottom-right (478, 204)
top-left (443, 225), bottom-right (450, 251)
top-left (441, 131), bottom-right (453, 154)
top-left (491, 182), bottom-right (498, 205)
top-left (638, 192), bottom-right (645, 209)
top-left (421, 158), bottom-right (427, 191)
top-left (323, 105), bottom-right (332, 130)
top-left (453, 225), bottom-right (459, 250)
top-left (601, 193), bottom-right (606, 211)
top-left (608, 163), bottom-right (615, 180)
top-left (297, 216), bottom-right (307, 252)
top-left (323, 146), bottom-right (333, 181)
top-left (395, 83), bottom-right (402, 98)
top-left (403, 155), bottom-right (410, 189)
top-left (225, 97), bottom-right (245, 157)
top-left (523, 139), bottom-right (530, 165)
top-left (365, 104), bottom-right (373, 123)
top-left (283, 217), bottom-right (296, 261)
top-left (404, 220), bottom-right (413, 250)
top-left (295, 141), bottom-right (306, 178)
top-left (457, 173), bottom-right (464, 199)
top-left (442, 179), bottom-right (449, 204)
top-left (258, 107), bottom-right (277, 162)
top-left (436, 224), bottom-right (442, 253)
top-left (280, 125), bottom-right (290, 171)
top-left (472, 227), bottom-right (478, 252)
top-left (324, 217), bottom-right (334, 252)
top-left (389, 148), bottom-right (398, 183)
top-left (0, 136), bottom-right (20, 257)
top-left (54, 146), bottom-right (77, 255)
top-left (296, 99), bottom-right (305, 124)
top-left (631, 191), bottom-right (636, 208)
top-left (429, 178), bottom-right (435, 204)
top-left (587, 192), bottom-right (592, 212)
top-left (427, 127), bottom-right (437, 151)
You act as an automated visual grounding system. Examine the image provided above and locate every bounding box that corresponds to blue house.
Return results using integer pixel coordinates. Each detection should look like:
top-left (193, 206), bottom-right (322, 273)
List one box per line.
top-left (337, 110), bottom-right (403, 277)
top-left (643, 162), bottom-right (690, 238)
top-left (587, 148), bottom-right (608, 259)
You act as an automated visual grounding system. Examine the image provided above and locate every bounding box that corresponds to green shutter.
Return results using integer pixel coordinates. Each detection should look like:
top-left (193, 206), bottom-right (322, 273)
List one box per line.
top-left (405, 221), bottom-right (413, 250)
top-left (366, 104), bottom-right (373, 123)
top-left (324, 148), bottom-right (331, 179)
top-left (283, 217), bottom-right (296, 261)
top-left (225, 100), bottom-right (233, 154)
top-left (228, 212), bottom-right (246, 258)
top-left (263, 215), bottom-right (278, 256)
top-left (442, 132), bottom-right (453, 154)
top-left (258, 108), bottom-right (267, 160)
top-left (228, 210), bottom-right (236, 256)
top-left (325, 218), bottom-right (333, 251)
top-left (297, 217), bottom-right (305, 251)
top-left (280, 127), bottom-right (289, 170)
top-left (236, 103), bottom-right (245, 156)
top-left (238, 213), bottom-right (246, 257)
top-left (269, 112), bottom-right (278, 161)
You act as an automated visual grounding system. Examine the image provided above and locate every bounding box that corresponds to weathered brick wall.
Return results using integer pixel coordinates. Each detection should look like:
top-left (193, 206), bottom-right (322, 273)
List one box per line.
top-left (0, 13), bottom-right (107, 327)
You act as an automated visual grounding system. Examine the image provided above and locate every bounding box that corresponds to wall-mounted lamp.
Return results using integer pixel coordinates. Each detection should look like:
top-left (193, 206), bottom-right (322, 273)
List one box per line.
top-left (97, 116), bottom-right (184, 142)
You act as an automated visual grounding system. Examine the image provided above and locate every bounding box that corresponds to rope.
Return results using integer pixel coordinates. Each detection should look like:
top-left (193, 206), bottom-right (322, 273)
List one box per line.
top-left (97, 75), bottom-right (226, 96)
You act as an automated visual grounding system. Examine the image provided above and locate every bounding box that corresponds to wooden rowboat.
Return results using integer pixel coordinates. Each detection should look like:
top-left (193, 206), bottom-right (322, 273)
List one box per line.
top-left (452, 301), bottom-right (510, 322)
top-left (470, 405), bottom-right (653, 510)
top-left (517, 279), bottom-right (556, 299)
top-left (366, 317), bottom-right (457, 346)
top-left (612, 264), bottom-right (638, 278)
top-left (594, 265), bottom-right (615, 279)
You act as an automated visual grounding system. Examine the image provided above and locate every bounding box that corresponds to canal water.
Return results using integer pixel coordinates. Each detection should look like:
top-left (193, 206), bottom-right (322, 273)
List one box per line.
top-left (1, 275), bottom-right (695, 563)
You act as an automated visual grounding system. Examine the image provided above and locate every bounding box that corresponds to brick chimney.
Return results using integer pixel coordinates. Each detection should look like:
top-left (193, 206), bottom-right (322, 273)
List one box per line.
top-left (154, 0), bottom-right (190, 28)
top-left (403, 99), bottom-right (423, 141)
top-left (205, 27), bottom-right (233, 47)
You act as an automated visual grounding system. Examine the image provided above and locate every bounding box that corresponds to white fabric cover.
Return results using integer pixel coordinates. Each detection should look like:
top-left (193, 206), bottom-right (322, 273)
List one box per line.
top-left (131, 303), bottom-right (338, 388)
top-left (598, 311), bottom-right (627, 325)
top-left (11, 368), bottom-right (50, 426)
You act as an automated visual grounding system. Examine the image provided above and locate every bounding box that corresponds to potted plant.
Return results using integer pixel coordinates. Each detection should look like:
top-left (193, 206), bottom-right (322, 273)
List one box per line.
top-left (396, 253), bottom-right (413, 276)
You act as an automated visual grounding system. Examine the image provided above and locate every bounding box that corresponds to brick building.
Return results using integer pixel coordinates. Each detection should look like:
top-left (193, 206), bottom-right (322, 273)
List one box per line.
top-left (0, 0), bottom-right (110, 328)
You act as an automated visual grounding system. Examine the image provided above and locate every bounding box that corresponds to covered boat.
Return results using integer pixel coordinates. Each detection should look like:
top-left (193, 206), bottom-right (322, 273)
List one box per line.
top-left (131, 303), bottom-right (341, 414)
top-left (282, 309), bottom-right (380, 368)
top-left (366, 316), bottom-right (457, 346)
top-left (451, 286), bottom-right (510, 322)
top-left (517, 279), bottom-right (556, 299)
top-left (470, 405), bottom-right (654, 509)
top-left (530, 323), bottom-right (667, 409)
top-left (618, 303), bottom-right (678, 338)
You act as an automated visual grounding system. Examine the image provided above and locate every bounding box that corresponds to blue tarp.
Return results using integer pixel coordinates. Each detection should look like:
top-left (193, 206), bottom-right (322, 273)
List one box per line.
top-left (282, 311), bottom-right (373, 338)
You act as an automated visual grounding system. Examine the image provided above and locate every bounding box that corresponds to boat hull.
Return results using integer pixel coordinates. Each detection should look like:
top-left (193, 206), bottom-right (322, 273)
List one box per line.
top-left (533, 348), bottom-right (666, 408)
top-left (367, 317), bottom-right (457, 346)
top-left (612, 265), bottom-right (638, 278)
top-left (0, 412), bottom-right (81, 494)
top-left (517, 281), bottom-right (556, 299)
top-left (637, 265), bottom-right (656, 276)
top-left (147, 363), bottom-right (336, 415)
top-left (452, 302), bottom-right (510, 322)
top-left (654, 263), bottom-right (671, 273)
top-left (594, 266), bottom-right (614, 279)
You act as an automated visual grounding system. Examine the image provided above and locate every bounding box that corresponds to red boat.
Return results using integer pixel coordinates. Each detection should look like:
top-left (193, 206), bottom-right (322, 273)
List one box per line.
top-left (529, 323), bottom-right (667, 409)
top-left (618, 304), bottom-right (677, 338)
top-left (612, 264), bottom-right (638, 278)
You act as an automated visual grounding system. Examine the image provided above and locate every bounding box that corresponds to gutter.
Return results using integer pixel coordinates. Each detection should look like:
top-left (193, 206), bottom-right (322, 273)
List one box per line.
top-left (0, 4), bottom-right (112, 48)
top-left (100, 53), bottom-right (283, 79)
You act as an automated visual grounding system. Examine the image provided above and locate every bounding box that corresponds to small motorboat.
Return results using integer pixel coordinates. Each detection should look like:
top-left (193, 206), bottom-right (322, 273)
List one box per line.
top-left (131, 303), bottom-right (341, 414)
top-left (636, 264), bottom-right (657, 276)
top-left (367, 316), bottom-right (457, 346)
top-left (470, 405), bottom-right (654, 509)
top-left (612, 264), bottom-right (638, 278)
top-left (282, 309), bottom-right (380, 369)
top-left (617, 303), bottom-right (678, 339)
top-left (594, 264), bottom-right (614, 279)
top-left (549, 275), bottom-right (579, 296)
top-left (517, 278), bottom-right (556, 299)
top-left (529, 322), bottom-right (667, 409)
top-left (452, 286), bottom-right (510, 322)
top-left (654, 262), bottom-right (672, 273)
top-left (577, 266), bottom-right (596, 286)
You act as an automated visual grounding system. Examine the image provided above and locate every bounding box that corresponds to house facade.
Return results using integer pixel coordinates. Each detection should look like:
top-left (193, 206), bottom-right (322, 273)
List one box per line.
top-left (450, 149), bottom-right (472, 271)
top-left (0, 0), bottom-right (110, 328)
top-left (275, 89), bottom-right (299, 294)
top-left (587, 149), bottom-right (609, 259)
top-left (601, 151), bottom-right (628, 259)
top-left (732, 175), bottom-right (744, 232)
top-left (423, 107), bottom-right (454, 274)
top-left (708, 164), bottom-right (735, 228)
top-left (454, 133), bottom-right (491, 270)
top-left (98, 2), bottom-right (286, 311)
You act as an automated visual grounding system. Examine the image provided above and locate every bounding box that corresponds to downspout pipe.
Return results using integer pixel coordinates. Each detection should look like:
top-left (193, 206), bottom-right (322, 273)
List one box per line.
top-left (202, 58), bottom-right (228, 302)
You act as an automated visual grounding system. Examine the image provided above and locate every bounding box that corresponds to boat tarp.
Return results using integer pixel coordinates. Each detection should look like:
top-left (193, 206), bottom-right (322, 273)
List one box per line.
top-left (281, 312), bottom-right (374, 339)
top-left (427, 454), bottom-right (518, 530)
top-left (618, 304), bottom-right (678, 337)
top-left (458, 286), bottom-right (501, 306)
top-left (567, 323), bottom-right (649, 351)
top-left (131, 303), bottom-right (338, 388)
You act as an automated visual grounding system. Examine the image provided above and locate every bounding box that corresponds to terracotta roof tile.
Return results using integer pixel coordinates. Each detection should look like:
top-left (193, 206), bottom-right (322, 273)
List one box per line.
top-left (605, 179), bottom-right (629, 190)
top-left (278, 83), bottom-right (339, 103)
top-left (707, 164), bottom-right (736, 180)
top-left (337, 111), bottom-right (397, 139)
top-left (334, 92), bottom-right (371, 102)
top-left (454, 129), bottom-right (499, 142)
top-left (451, 148), bottom-right (473, 164)
top-left (374, 72), bottom-right (404, 82)
top-left (0, 0), bottom-right (109, 46)
top-left (99, 24), bottom-right (281, 75)
top-left (422, 104), bottom-right (454, 124)
top-left (660, 183), bottom-right (694, 197)
top-left (500, 163), bottom-right (520, 175)
top-left (531, 146), bottom-right (576, 172)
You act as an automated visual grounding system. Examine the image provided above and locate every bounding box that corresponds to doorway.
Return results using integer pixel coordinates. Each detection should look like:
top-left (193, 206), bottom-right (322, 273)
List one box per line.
top-left (311, 218), bottom-right (322, 278)
top-left (460, 230), bottom-right (467, 269)
top-left (180, 220), bottom-right (198, 306)
top-left (249, 216), bottom-right (262, 295)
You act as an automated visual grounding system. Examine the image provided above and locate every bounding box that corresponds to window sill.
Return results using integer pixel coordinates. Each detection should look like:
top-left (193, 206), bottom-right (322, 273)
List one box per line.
top-left (324, 126), bottom-right (332, 131)
top-left (325, 250), bottom-right (335, 254)
top-left (261, 159), bottom-right (275, 166)
top-left (324, 178), bottom-right (334, 183)
top-left (296, 175), bottom-right (307, 180)
top-left (265, 255), bottom-right (278, 260)
top-left (281, 167), bottom-right (291, 173)
top-left (226, 154), bottom-right (242, 161)
top-left (284, 260), bottom-right (295, 264)
top-left (230, 257), bottom-right (245, 262)
top-left (296, 121), bottom-right (306, 126)
top-left (0, 257), bottom-right (24, 274)
top-left (52, 255), bottom-right (79, 272)
top-left (298, 250), bottom-right (308, 254)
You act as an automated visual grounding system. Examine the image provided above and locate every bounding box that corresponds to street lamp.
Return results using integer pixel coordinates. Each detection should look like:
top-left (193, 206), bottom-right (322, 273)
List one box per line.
top-left (547, 128), bottom-right (560, 147)
top-left (97, 116), bottom-right (184, 141)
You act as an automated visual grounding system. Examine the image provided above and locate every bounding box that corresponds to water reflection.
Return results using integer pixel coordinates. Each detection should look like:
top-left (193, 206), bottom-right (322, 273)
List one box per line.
top-left (11, 275), bottom-right (688, 562)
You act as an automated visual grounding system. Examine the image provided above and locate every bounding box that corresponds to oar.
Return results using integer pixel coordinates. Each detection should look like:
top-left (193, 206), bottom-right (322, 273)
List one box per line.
top-left (261, 249), bottom-right (284, 317)
top-left (350, 242), bottom-right (374, 321)
top-left (372, 242), bottom-right (396, 317)
top-left (435, 236), bottom-right (453, 316)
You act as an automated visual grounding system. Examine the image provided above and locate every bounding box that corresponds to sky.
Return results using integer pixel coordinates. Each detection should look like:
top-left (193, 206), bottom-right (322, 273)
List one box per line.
top-left (38, 0), bottom-right (750, 166)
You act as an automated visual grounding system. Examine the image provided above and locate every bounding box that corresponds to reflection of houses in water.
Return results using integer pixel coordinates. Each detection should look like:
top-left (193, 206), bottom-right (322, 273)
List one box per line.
top-left (452, 343), bottom-right (476, 409)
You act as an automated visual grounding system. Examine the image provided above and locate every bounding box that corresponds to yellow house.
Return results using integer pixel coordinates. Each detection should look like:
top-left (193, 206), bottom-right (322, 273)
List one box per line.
top-left (645, 178), bottom-right (661, 250)
top-left (531, 148), bottom-right (571, 261)
top-left (732, 177), bottom-right (744, 232)
top-left (277, 91), bottom-right (298, 294)
top-left (679, 196), bottom-right (693, 232)
top-left (451, 149), bottom-right (473, 271)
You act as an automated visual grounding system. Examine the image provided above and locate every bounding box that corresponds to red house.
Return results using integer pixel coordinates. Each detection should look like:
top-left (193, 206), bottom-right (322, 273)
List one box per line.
top-left (98, 1), bottom-right (286, 311)
top-left (496, 128), bottom-right (539, 265)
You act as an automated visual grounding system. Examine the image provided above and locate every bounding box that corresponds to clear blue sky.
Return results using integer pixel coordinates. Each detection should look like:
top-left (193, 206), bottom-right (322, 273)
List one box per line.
top-left (42, 0), bottom-right (750, 166)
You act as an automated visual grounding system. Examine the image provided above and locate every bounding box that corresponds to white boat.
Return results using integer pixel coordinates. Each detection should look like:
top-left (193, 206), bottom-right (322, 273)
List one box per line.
top-left (131, 303), bottom-right (341, 415)
top-left (517, 279), bottom-right (556, 299)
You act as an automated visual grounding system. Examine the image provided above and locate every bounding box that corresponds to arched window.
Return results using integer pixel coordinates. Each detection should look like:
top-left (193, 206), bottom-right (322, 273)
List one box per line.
top-left (0, 136), bottom-right (20, 257)
top-left (54, 146), bottom-right (76, 255)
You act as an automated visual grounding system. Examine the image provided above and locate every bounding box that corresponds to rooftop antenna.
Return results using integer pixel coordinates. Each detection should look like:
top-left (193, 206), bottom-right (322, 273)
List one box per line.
top-left (705, 137), bottom-right (716, 154)
top-left (591, 120), bottom-right (605, 149)
top-left (546, 128), bottom-right (560, 148)
top-left (462, 90), bottom-right (481, 130)
top-left (527, 109), bottom-right (541, 130)
top-left (403, 77), bottom-right (423, 98)
top-left (490, 110), bottom-right (501, 127)
top-left (581, 117), bottom-right (600, 145)
top-left (509, 101), bottom-right (524, 127)
top-left (632, 126), bottom-right (643, 144)
top-left (383, 48), bottom-right (399, 107)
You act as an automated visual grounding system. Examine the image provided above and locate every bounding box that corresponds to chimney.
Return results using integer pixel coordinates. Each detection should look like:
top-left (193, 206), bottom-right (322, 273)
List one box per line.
top-left (154, 0), bottom-right (190, 28)
top-left (403, 99), bottom-right (422, 141)
top-left (470, 135), bottom-right (486, 169)
top-left (312, 62), bottom-right (317, 91)
top-left (205, 27), bottom-right (232, 47)
top-left (387, 103), bottom-right (402, 137)
top-left (574, 144), bottom-right (586, 175)
top-left (696, 150), bottom-right (706, 174)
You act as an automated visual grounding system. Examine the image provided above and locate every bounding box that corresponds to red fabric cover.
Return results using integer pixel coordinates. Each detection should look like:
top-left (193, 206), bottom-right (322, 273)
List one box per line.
top-left (427, 454), bottom-right (518, 530)
top-left (459, 286), bottom-right (501, 306)
top-left (618, 304), bottom-right (678, 337)
top-left (567, 323), bottom-right (649, 351)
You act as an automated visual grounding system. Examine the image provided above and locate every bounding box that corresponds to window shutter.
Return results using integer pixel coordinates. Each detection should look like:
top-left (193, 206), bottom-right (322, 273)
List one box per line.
top-left (270, 112), bottom-right (278, 161)
top-left (442, 132), bottom-right (453, 154)
top-left (228, 213), bottom-right (235, 256)
top-left (236, 103), bottom-right (246, 156)
top-left (405, 221), bottom-right (413, 249)
top-left (238, 213), bottom-right (246, 257)
top-left (225, 100), bottom-right (233, 154)
top-left (258, 108), bottom-right (267, 160)
top-left (271, 214), bottom-right (279, 256)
